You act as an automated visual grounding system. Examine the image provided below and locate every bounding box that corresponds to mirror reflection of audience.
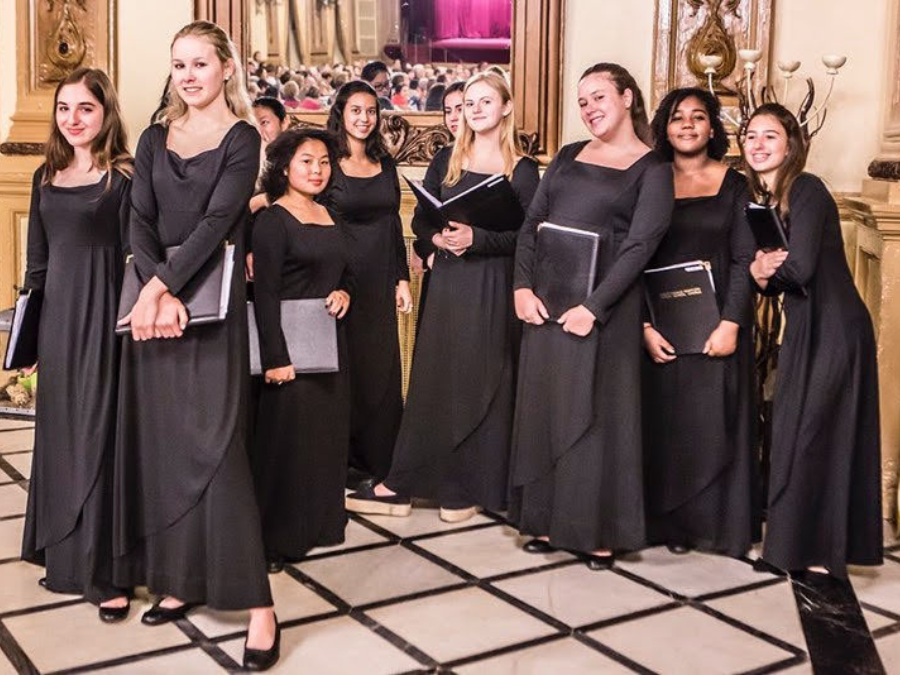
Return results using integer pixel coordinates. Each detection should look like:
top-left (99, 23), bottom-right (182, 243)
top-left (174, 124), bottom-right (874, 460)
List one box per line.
top-left (324, 82), bottom-right (412, 487)
top-left (21, 68), bottom-right (133, 622)
top-left (745, 104), bottom-right (882, 578)
top-left (346, 71), bottom-right (540, 523)
top-left (250, 129), bottom-right (352, 573)
top-left (112, 21), bottom-right (277, 669)
top-left (642, 88), bottom-right (758, 558)
top-left (510, 63), bottom-right (673, 570)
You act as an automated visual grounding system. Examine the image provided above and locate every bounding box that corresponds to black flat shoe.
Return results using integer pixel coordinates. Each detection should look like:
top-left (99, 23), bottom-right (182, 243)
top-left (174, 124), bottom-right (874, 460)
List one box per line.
top-left (243, 616), bottom-right (280, 671)
top-left (585, 553), bottom-right (616, 571)
top-left (345, 485), bottom-right (412, 517)
top-left (523, 539), bottom-right (556, 554)
top-left (141, 600), bottom-right (199, 626)
top-left (38, 577), bottom-right (47, 589)
top-left (667, 544), bottom-right (691, 555)
top-left (98, 602), bottom-right (130, 624)
top-left (266, 556), bottom-right (285, 574)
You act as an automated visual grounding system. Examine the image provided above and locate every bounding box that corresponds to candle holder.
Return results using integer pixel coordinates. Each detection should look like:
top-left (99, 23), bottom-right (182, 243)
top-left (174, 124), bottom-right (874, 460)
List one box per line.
top-left (700, 49), bottom-right (846, 144)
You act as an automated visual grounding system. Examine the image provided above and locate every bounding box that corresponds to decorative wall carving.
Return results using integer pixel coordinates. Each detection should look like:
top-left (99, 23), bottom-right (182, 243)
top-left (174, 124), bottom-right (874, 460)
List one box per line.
top-left (652, 0), bottom-right (773, 108)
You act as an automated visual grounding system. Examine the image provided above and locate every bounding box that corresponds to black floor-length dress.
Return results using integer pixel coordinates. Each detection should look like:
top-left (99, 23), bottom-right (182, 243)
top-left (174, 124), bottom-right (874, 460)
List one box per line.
top-left (385, 149), bottom-right (540, 509)
top-left (21, 169), bottom-right (130, 604)
top-left (642, 168), bottom-right (758, 556)
top-left (250, 205), bottom-right (351, 558)
top-left (326, 157), bottom-right (407, 481)
top-left (113, 122), bottom-right (272, 610)
top-left (759, 173), bottom-right (881, 577)
top-left (510, 142), bottom-right (673, 553)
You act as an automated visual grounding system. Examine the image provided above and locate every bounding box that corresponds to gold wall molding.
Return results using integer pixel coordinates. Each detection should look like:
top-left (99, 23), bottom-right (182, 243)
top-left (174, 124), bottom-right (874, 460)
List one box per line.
top-left (652, 0), bottom-right (773, 110)
top-left (4, 0), bottom-right (116, 146)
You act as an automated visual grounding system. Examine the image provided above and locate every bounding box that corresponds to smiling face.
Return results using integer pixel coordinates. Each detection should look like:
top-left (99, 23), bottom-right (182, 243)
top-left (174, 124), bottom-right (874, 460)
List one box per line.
top-left (463, 80), bottom-right (510, 134)
top-left (743, 114), bottom-right (789, 180)
top-left (343, 91), bottom-right (378, 141)
top-left (55, 80), bottom-right (104, 150)
top-left (442, 90), bottom-right (464, 139)
top-left (170, 34), bottom-right (233, 110)
top-left (577, 72), bottom-right (632, 141)
top-left (667, 95), bottom-right (713, 158)
top-left (286, 138), bottom-right (331, 197)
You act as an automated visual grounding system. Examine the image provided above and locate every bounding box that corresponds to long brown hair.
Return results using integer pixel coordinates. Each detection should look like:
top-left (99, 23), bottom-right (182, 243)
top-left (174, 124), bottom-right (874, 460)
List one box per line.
top-left (444, 71), bottom-right (523, 187)
top-left (743, 103), bottom-right (808, 216)
top-left (160, 20), bottom-right (254, 125)
top-left (579, 63), bottom-right (651, 145)
top-left (42, 67), bottom-right (132, 187)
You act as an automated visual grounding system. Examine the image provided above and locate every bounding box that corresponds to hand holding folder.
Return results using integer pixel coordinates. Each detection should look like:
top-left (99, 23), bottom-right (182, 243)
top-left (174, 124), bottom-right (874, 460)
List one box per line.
top-left (404, 174), bottom-right (524, 231)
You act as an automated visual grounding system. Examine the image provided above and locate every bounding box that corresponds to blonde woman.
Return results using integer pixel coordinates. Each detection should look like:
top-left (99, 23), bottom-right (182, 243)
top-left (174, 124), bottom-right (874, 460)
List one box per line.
top-left (346, 71), bottom-right (540, 522)
top-left (113, 21), bottom-right (277, 670)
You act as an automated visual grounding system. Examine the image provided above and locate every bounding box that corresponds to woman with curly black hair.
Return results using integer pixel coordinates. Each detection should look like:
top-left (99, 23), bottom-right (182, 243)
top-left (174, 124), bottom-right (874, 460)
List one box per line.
top-left (324, 81), bottom-right (410, 487)
top-left (642, 87), bottom-right (758, 556)
top-left (251, 128), bottom-right (353, 572)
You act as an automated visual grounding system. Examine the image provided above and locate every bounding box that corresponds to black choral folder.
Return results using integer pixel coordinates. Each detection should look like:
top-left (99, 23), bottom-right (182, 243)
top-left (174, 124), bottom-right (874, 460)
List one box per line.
top-left (643, 260), bottom-right (720, 355)
top-left (533, 222), bottom-right (600, 321)
top-left (745, 202), bottom-right (789, 250)
top-left (115, 244), bottom-right (235, 336)
top-left (3, 289), bottom-right (42, 370)
top-left (247, 299), bottom-right (339, 375)
top-left (404, 173), bottom-right (523, 231)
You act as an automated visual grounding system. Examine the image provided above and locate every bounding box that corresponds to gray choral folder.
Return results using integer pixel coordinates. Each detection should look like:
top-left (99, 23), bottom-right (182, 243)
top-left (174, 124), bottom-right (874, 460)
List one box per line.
top-left (533, 222), bottom-right (600, 320)
top-left (643, 260), bottom-right (719, 355)
top-left (247, 299), bottom-right (339, 375)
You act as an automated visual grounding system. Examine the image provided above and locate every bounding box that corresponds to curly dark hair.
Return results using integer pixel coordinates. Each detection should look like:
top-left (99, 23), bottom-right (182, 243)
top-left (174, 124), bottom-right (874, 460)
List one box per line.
top-left (326, 80), bottom-right (388, 162)
top-left (651, 87), bottom-right (729, 161)
top-left (260, 128), bottom-right (336, 202)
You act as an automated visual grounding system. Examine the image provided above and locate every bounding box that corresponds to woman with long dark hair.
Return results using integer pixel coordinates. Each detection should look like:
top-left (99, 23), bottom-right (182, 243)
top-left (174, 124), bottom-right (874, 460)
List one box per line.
top-left (324, 81), bottom-right (411, 486)
top-left (347, 71), bottom-right (539, 522)
top-left (113, 21), bottom-right (277, 670)
top-left (252, 129), bottom-right (352, 572)
top-left (642, 87), bottom-right (757, 556)
top-left (510, 63), bottom-right (673, 569)
top-left (21, 67), bottom-right (132, 622)
top-left (745, 103), bottom-right (881, 577)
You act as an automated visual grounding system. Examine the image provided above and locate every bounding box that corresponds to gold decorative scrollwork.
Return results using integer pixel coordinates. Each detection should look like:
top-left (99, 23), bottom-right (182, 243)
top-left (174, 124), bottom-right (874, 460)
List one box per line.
top-left (41, 0), bottom-right (89, 83)
top-left (685, 0), bottom-right (740, 88)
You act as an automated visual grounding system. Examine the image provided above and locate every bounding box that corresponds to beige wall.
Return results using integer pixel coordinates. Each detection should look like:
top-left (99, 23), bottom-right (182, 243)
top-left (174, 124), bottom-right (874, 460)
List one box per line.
top-left (0, 0), bottom-right (17, 142)
top-left (561, 0), bottom-right (891, 193)
top-left (117, 0), bottom-right (194, 149)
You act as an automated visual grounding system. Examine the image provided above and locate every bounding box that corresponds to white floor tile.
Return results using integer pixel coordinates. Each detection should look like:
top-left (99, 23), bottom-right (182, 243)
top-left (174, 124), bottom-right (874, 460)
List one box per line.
top-left (456, 637), bottom-right (634, 674)
top-left (91, 647), bottom-right (226, 674)
top-left (0, 429), bottom-right (34, 453)
top-left (0, 483), bottom-right (26, 517)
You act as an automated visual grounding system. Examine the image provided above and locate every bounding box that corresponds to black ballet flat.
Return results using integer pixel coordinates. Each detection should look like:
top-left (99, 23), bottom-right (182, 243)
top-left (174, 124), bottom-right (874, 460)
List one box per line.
top-left (585, 553), bottom-right (616, 571)
top-left (667, 544), bottom-right (692, 555)
top-left (243, 615), bottom-right (280, 671)
top-left (141, 600), bottom-right (199, 626)
top-left (98, 602), bottom-right (130, 624)
top-left (37, 577), bottom-right (47, 589)
top-left (266, 555), bottom-right (285, 574)
top-left (523, 539), bottom-right (556, 554)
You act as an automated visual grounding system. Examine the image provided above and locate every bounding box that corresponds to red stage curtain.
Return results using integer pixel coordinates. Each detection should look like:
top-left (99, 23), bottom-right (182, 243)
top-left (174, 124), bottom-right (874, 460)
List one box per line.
top-left (434, 0), bottom-right (511, 40)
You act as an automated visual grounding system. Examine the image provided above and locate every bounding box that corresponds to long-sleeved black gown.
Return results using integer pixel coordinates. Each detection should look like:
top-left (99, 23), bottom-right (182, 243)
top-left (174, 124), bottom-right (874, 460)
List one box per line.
top-left (641, 167), bottom-right (758, 556)
top-left (251, 205), bottom-right (351, 558)
top-left (758, 173), bottom-right (881, 577)
top-left (510, 142), bottom-right (673, 553)
top-left (113, 122), bottom-right (272, 610)
top-left (21, 169), bottom-right (130, 604)
top-left (385, 149), bottom-right (540, 509)
top-left (326, 157), bottom-right (407, 481)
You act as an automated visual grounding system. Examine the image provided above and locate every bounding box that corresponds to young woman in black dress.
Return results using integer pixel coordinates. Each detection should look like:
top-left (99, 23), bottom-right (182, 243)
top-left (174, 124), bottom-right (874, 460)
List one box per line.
top-left (346, 71), bottom-right (540, 522)
top-left (252, 129), bottom-right (352, 572)
top-left (510, 63), bottom-right (673, 569)
top-left (745, 103), bottom-right (881, 577)
top-left (113, 21), bottom-right (277, 670)
top-left (21, 68), bottom-right (132, 622)
top-left (642, 88), bottom-right (757, 556)
top-left (324, 81), bottom-right (411, 485)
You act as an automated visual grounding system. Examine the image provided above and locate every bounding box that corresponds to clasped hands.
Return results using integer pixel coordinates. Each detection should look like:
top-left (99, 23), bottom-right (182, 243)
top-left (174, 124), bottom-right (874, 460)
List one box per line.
top-left (433, 221), bottom-right (473, 259)
top-left (514, 288), bottom-right (596, 337)
top-left (116, 276), bottom-right (188, 341)
top-left (643, 320), bottom-right (740, 363)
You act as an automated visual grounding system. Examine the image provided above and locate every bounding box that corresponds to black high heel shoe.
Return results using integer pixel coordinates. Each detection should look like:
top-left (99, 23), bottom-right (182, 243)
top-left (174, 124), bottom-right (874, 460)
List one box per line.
top-left (141, 600), bottom-right (200, 626)
top-left (243, 614), bottom-right (280, 671)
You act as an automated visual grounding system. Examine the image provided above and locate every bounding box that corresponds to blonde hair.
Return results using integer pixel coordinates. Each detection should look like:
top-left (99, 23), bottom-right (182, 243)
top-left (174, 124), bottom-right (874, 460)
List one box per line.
top-left (160, 21), bottom-right (254, 125)
top-left (444, 71), bottom-right (523, 187)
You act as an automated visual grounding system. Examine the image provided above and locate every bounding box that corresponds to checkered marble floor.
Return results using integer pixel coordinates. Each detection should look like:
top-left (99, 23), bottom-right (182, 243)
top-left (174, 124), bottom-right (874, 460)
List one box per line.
top-left (0, 417), bottom-right (897, 673)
